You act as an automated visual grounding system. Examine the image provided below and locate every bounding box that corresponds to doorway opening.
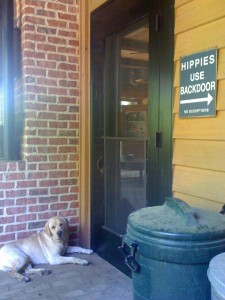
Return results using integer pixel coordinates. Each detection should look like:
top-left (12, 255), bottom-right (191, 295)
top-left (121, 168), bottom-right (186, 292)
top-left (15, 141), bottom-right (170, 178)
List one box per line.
top-left (90, 0), bottom-right (174, 275)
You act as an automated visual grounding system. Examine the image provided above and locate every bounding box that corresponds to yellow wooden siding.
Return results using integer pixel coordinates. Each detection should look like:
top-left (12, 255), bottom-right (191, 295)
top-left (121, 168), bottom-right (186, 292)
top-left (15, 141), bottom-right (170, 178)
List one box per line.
top-left (173, 192), bottom-right (222, 212)
top-left (173, 140), bottom-right (225, 172)
top-left (173, 111), bottom-right (225, 140)
top-left (175, 0), bottom-right (225, 34)
top-left (175, 0), bottom-right (192, 8)
top-left (173, 0), bottom-right (225, 210)
top-left (173, 166), bottom-right (225, 203)
top-left (89, 0), bottom-right (108, 12)
top-left (175, 18), bottom-right (225, 61)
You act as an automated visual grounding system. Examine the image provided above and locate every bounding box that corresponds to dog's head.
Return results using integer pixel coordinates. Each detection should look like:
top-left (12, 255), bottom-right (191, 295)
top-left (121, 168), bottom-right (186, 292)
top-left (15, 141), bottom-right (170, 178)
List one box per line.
top-left (44, 216), bottom-right (69, 242)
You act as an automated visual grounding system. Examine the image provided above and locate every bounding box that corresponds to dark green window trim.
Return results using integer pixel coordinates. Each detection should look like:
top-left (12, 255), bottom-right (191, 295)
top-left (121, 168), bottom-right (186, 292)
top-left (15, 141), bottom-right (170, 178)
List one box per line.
top-left (0, 0), bottom-right (22, 161)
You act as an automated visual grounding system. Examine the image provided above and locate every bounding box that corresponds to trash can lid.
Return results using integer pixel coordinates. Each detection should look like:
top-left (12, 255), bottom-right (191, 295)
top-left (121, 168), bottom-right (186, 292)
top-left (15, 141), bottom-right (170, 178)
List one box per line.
top-left (127, 198), bottom-right (225, 240)
top-left (208, 253), bottom-right (225, 299)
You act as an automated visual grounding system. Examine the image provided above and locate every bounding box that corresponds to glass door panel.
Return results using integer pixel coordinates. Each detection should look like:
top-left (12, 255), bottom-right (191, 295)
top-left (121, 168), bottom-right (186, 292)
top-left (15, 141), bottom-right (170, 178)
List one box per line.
top-left (104, 17), bottom-right (149, 235)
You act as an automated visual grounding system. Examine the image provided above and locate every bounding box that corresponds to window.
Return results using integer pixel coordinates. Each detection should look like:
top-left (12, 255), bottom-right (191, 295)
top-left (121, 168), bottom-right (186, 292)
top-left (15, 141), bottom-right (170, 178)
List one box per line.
top-left (0, 0), bottom-right (23, 160)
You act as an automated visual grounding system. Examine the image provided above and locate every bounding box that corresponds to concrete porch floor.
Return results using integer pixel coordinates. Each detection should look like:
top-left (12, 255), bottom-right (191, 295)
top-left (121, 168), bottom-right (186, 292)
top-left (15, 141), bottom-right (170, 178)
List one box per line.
top-left (0, 253), bottom-right (132, 300)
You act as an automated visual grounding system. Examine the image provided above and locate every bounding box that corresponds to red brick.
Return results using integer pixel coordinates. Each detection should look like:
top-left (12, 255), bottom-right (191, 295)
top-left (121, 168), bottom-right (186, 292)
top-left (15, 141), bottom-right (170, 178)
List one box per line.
top-left (47, 19), bottom-right (67, 28)
top-left (27, 138), bottom-right (48, 145)
top-left (0, 182), bottom-right (15, 189)
top-left (0, 162), bottom-right (7, 171)
top-left (25, 102), bottom-right (47, 110)
top-left (38, 129), bottom-right (57, 136)
top-left (29, 189), bottom-right (48, 196)
top-left (37, 78), bottom-right (57, 87)
top-left (49, 170), bottom-right (68, 178)
top-left (50, 203), bottom-right (68, 211)
top-left (58, 13), bottom-right (75, 22)
top-left (39, 179), bottom-right (58, 188)
top-left (49, 138), bottom-right (67, 145)
top-left (17, 231), bottom-right (36, 239)
top-left (0, 233), bottom-right (15, 243)
top-left (60, 194), bottom-right (78, 202)
top-left (26, 84), bottom-right (47, 93)
top-left (28, 220), bottom-right (45, 230)
top-left (58, 146), bottom-right (77, 153)
top-left (6, 223), bottom-right (26, 232)
top-left (38, 146), bottom-right (57, 154)
top-left (24, 0), bottom-right (44, 7)
top-left (29, 205), bottom-right (48, 212)
top-left (16, 214), bottom-right (37, 222)
top-left (47, 53), bottom-right (67, 62)
top-left (49, 154), bottom-right (68, 161)
top-left (28, 172), bottom-right (48, 180)
top-left (48, 87), bottom-right (68, 95)
top-left (59, 162), bottom-right (74, 169)
top-left (16, 198), bottom-right (37, 205)
top-left (0, 199), bottom-right (15, 207)
top-left (24, 33), bottom-right (46, 42)
top-left (47, 2), bottom-right (66, 11)
top-left (16, 181), bottom-right (37, 188)
top-left (27, 120), bottom-right (48, 127)
top-left (50, 187), bottom-right (69, 195)
top-left (37, 43), bottom-right (57, 52)
top-left (36, 9), bottom-right (56, 18)
top-left (37, 112), bottom-right (57, 120)
top-left (38, 196), bottom-right (58, 203)
top-left (49, 121), bottom-right (68, 128)
top-left (5, 173), bottom-right (26, 181)
top-left (6, 206), bottom-right (26, 215)
top-left (60, 178), bottom-right (77, 186)
top-left (38, 163), bottom-right (57, 170)
top-left (27, 155), bottom-right (47, 162)
top-left (38, 212), bottom-right (56, 220)
top-left (23, 50), bottom-right (45, 60)
top-left (48, 104), bottom-right (67, 112)
top-left (59, 210), bottom-right (78, 218)
top-left (24, 15), bottom-right (45, 25)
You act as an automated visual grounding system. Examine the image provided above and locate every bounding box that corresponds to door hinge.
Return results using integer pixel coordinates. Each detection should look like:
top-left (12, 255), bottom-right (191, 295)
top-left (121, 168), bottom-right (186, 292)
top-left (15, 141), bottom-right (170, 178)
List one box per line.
top-left (156, 14), bottom-right (161, 32)
top-left (155, 132), bottom-right (162, 148)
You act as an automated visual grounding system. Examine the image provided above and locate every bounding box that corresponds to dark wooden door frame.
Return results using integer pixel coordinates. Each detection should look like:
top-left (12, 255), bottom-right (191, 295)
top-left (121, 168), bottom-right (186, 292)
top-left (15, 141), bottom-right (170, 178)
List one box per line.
top-left (90, 0), bottom-right (174, 276)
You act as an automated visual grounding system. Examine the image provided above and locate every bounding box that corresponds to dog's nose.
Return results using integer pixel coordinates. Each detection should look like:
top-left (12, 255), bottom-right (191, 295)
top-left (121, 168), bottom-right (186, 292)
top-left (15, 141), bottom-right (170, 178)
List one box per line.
top-left (57, 230), bottom-right (63, 237)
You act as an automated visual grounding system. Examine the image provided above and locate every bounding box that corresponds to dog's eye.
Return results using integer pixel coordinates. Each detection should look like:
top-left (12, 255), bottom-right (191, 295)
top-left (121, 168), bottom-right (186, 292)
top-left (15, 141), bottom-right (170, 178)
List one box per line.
top-left (60, 223), bottom-right (63, 227)
top-left (52, 226), bottom-right (56, 229)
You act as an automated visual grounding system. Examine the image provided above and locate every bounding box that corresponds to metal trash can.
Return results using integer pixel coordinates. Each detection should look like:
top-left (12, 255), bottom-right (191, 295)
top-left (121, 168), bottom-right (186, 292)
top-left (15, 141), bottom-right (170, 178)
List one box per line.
top-left (208, 253), bottom-right (225, 300)
top-left (121, 198), bottom-right (225, 300)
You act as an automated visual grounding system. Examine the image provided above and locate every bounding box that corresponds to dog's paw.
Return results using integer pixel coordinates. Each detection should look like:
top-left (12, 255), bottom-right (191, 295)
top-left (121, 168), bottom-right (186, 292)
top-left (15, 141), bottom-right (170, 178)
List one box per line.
top-left (22, 275), bottom-right (31, 283)
top-left (41, 269), bottom-right (52, 275)
top-left (80, 259), bottom-right (89, 266)
top-left (73, 258), bottom-right (89, 266)
top-left (85, 249), bottom-right (94, 255)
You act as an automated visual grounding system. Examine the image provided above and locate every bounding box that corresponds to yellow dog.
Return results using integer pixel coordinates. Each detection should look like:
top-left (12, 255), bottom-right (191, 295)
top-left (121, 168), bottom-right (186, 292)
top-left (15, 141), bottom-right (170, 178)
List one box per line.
top-left (0, 216), bottom-right (93, 282)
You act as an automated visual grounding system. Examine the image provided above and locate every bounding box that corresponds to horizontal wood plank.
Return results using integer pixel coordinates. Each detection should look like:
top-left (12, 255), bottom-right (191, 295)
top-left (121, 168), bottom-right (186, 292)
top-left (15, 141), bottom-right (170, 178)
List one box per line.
top-left (175, 0), bottom-right (192, 8)
top-left (90, 0), bottom-right (108, 12)
top-left (173, 166), bottom-right (225, 203)
top-left (173, 110), bottom-right (225, 140)
top-left (174, 18), bottom-right (225, 60)
top-left (173, 192), bottom-right (224, 212)
top-left (175, 0), bottom-right (225, 34)
top-left (173, 139), bottom-right (225, 172)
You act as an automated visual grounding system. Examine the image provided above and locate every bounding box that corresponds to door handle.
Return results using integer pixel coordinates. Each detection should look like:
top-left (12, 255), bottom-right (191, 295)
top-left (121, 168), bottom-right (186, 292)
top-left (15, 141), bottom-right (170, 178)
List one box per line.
top-left (155, 132), bottom-right (162, 148)
top-left (97, 156), bottom-right (104, 174)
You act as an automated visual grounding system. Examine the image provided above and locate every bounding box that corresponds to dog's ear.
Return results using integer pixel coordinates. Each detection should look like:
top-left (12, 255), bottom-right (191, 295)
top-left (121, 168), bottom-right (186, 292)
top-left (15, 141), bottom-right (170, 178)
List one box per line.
top-left (44, 220), bottom-right (52, 237)
top-left (62, 217), bottom-right (69, 231)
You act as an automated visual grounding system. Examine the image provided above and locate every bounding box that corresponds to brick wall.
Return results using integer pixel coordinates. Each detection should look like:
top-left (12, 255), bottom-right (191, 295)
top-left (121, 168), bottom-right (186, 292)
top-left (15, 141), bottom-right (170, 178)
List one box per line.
top-left (0, 0), bottom-right (81, 246)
